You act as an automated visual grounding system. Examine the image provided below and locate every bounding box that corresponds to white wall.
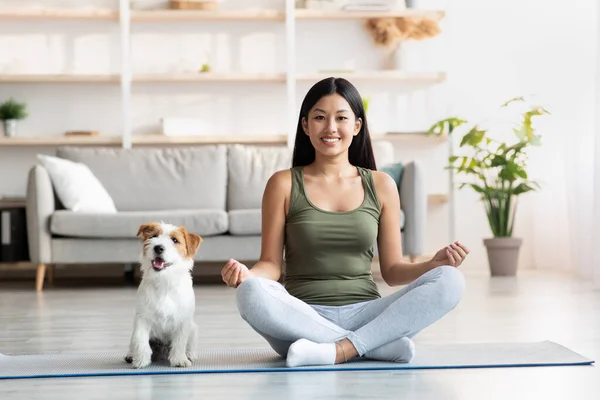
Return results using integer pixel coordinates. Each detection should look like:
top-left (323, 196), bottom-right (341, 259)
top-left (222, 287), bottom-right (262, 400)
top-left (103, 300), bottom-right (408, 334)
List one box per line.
top-left (439, 0), bottom-right (597, 273)
top-left (1, 0), bottom-right (594, 273)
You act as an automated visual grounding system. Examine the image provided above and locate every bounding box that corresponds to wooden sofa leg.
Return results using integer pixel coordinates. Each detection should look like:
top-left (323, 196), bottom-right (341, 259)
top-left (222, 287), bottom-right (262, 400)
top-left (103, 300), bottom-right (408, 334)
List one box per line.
top-left (36, 264), bottom-right (47, 292)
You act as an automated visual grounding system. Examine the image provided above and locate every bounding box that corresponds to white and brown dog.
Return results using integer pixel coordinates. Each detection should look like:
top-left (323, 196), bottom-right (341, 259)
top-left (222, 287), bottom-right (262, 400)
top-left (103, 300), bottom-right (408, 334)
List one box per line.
top-left (125, 221), bottom-right (202, 369)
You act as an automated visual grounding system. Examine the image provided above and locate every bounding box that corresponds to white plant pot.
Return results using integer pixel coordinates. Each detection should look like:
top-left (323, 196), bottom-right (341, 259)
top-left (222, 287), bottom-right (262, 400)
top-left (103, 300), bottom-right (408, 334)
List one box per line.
top-left (483, 237), bottom-right (522, 276)
top-left (2, 119), bottom-right (17, 137)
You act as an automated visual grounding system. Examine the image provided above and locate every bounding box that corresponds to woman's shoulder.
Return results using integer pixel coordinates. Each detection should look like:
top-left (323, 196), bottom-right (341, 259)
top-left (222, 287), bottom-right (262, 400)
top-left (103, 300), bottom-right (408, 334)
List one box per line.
top-left (369, 169), bottom-right (399, 199)
top-left (269, 167), bottom-right (294, 182)
top-left (356, 167), bottom-right (395, 187)
top-left (265, 168), bottom-right (294, 196)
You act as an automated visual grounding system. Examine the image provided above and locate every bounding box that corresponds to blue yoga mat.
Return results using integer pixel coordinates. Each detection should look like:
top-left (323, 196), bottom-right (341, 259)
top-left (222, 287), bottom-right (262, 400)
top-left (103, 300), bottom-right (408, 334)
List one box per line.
top-left (0, 341), bottom-right (593, 380)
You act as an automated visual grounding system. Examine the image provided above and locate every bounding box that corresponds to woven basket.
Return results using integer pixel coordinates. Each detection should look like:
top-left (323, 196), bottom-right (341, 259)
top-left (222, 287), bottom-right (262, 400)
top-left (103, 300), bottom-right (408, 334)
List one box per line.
top-left (169, 0), bottom-right (218, 10)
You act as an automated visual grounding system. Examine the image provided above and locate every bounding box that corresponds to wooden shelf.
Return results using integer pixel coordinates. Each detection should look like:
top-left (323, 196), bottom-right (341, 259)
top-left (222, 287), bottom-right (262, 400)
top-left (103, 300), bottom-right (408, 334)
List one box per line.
top-left (0, 8), bottom-right (118, 20)
top-left (132, 134), bottom-right (287, 145)
top-left (0, 8), bottom-right (444, 21)
top-left (133, 73), bottom-right (286, 83)
top-left (295, 9), bottom-right (445, 20)
top-left (1, 133), bottom-right (442, 147)
top-left (428, 194), bottom-right (449, 204)
top-left (373, 131), bottom-right (448, 142)
top-left (0, 74), bottom-right (119, 83)
top-left (0, 72), bottom-right (441, 84)
top-left (0, 135), bottom-right (287, 147)
top-left (131, 9), bottom-right (285, 22)
top-left (0, 136), bottom-right (122, 146)
top-left (296, 71), bottom-right (446, 83)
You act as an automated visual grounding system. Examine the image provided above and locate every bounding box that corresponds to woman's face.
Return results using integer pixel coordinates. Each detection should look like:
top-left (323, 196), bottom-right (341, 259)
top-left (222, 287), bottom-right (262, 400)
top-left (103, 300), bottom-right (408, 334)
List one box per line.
top-left (302, 93), bottom-right (362, 159)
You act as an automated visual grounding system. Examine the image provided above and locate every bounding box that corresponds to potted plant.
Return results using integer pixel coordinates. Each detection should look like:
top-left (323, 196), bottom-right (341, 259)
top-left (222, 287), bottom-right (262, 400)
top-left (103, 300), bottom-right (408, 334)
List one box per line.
top-left (427, 97), bottom-right (550, 276)
top-left (362, 96), bottom-right (370, 115)
top-left (0, 98), bottom-right (28, 137)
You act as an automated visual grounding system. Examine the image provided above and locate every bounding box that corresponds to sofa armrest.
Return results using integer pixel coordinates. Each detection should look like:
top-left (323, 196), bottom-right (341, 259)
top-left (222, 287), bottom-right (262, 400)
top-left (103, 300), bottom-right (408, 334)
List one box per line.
top-left (26, 165), bottom-right (55, 264)
top-left (399, 161), bottom-right (427, 257)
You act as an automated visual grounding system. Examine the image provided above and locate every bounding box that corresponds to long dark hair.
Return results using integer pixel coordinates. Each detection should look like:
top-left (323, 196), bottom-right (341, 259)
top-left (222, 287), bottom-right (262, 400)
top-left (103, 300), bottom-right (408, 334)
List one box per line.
top-left (291, 77), bottom-right (377, 170)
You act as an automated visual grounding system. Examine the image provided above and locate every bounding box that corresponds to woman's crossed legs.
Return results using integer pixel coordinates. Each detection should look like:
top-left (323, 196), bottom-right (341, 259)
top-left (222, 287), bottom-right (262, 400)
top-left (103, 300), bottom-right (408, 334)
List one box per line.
top-left (235, 265), bottom-right (465, 367)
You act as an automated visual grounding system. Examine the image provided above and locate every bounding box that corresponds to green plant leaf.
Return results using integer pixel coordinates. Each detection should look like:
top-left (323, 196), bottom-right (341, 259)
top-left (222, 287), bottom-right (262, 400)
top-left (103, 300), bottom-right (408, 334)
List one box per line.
top-left (515, 168), bottom-right (527, 179)
top-left (460, 126), bottom-right (486, 147)
top-left (530, 135), bottom-right (542, 146)
top-left (501, 96), bottom-right (525, 107)
top-left (0, 98), bottom-right (28, 120)
top-left (427, 117), bottom-right (467, 136)
top-left (490, 154), bottom-right (506, 167)
top-left (468, 183), bottom-right (486, 193)
top-left (362, 96), bottom-right (370, 114)
top-left (513, 126), bottom-right (527, 141)
top-left (512, 183), bottom-right (536, 195)
top-left (430, 96), bottom-right (549, 238)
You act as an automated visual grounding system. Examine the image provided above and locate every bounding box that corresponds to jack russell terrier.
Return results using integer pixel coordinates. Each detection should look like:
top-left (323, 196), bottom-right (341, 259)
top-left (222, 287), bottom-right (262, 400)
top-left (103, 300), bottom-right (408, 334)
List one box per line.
top-left (125, 221), bottom-right (202, 368)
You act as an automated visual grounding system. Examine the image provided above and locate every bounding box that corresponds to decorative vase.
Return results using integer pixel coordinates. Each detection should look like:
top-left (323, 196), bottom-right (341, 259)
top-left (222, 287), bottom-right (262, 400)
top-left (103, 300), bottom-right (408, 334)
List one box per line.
top-left (382, 47), bottom-right (398, 70)
top-left (483, 237), bottom-right (522, 276)
top-left (2, 119), bottom-right (17, 137)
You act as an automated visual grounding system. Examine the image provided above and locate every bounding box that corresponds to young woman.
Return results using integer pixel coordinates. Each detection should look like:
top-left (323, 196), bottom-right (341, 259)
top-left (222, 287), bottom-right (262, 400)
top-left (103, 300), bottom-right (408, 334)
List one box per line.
top-left (221, 77), bottom-right (468, 367)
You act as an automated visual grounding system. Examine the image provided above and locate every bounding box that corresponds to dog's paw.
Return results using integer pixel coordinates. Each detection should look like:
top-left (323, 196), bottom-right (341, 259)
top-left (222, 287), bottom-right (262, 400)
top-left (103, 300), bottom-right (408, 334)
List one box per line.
top-left (186, 352), bottom-right (195, 362)
top-left (132, 354), bottom-right (152, 369)
top-left (169, 356), bottom-right (192, 368)
top-left (124, 355), bottom-right (133, 363)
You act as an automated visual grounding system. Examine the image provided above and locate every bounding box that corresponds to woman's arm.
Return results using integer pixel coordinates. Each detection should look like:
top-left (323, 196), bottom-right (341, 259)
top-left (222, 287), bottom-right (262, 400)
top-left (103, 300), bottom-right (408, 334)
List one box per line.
top-left (246, 169), bottom-right (291, 281)
top-left (373, 171), bottom-right (466, 286)
top-left (221, 169), bottom-right (291, 287)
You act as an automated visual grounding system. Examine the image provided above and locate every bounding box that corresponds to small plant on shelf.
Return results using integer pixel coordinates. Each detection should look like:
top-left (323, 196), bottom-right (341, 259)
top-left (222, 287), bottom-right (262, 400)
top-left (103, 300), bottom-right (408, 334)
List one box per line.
top-left (427, 97), bottom-right (550, 276)
top-left (0, 98), bottom-right (28, 138)
top-left (362, 96), bottom-right (370, 114)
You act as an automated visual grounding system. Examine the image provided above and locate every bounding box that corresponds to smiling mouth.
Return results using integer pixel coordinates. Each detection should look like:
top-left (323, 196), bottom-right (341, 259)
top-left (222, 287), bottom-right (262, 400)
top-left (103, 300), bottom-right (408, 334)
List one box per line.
top-left (152, 257), bottom-right (171, 271)
top-left (321, 137), bottom-right (340, 144)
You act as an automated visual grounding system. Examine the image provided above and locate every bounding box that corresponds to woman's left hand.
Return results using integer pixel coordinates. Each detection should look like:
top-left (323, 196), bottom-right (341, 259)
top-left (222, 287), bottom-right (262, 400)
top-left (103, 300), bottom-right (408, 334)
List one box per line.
top-left (430, 241), bottom-right (470, 268)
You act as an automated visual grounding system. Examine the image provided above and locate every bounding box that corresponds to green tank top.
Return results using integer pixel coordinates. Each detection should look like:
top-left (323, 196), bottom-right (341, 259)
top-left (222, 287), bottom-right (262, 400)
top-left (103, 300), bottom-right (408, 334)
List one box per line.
top-left (283, 166), bottom-right (382, 306)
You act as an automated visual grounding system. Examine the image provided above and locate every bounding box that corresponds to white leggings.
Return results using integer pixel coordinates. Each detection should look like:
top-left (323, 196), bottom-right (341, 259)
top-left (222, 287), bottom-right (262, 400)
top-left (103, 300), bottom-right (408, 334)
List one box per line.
top-left (235, 265), bottom-right (465, 357)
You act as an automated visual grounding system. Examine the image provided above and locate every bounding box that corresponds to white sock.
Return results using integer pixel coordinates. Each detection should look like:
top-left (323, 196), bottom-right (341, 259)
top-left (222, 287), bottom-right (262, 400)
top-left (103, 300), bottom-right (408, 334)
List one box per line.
top-left (286, 338), bottom-right (337, 367)
top-left (364, 337), bottom-right (415, 363)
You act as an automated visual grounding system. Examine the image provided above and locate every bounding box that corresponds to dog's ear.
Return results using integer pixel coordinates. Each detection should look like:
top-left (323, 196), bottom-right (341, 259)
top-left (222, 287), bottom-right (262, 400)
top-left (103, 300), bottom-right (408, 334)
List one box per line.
top-left (185, 231), bottom-right (203, 257)
top-left (137, 222), bottom-right (160, 241)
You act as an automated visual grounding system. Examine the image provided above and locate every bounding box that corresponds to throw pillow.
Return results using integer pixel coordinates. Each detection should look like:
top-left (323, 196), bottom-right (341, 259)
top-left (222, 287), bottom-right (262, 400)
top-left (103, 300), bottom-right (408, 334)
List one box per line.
top-left (37, 154), bottom-right (117, 213)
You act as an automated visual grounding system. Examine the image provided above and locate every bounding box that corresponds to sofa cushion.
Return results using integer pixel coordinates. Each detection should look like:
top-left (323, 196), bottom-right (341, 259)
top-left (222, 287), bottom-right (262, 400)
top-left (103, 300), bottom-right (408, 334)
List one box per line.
top-left (56, 146), bottom-right (228, 212)
top-left (372, 140), bottom-right (395, 167)
top-left (228, 209), bottom-right (261, 235)
top-left (36, 154), bottom-right (117, 213)
top-left (380, 162), bottom-right (404, 189)
top-left (227, 145), bottom-right (291, 210)
top-left (50, 209), bottom-right (228, 238)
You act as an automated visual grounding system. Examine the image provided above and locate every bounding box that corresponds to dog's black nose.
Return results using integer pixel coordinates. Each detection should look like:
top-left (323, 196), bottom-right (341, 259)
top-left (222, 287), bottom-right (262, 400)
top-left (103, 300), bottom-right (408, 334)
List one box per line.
top-left (154, 245), bottom-right (164, 254)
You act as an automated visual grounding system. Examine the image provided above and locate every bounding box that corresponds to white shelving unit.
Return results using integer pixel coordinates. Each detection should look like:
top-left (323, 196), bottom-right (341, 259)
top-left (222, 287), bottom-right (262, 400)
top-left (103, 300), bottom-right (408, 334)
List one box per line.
top-left (0, 0), bottom-right (446, 149)
top-left (0, 1), bottom-right (450, 208)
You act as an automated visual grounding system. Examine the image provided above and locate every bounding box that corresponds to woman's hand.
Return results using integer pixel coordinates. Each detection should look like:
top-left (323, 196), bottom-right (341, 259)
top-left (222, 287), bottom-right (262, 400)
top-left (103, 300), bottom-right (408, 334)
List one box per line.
top-left (430, 241), bottom-right (470, 268)
top-left (221, 258), bottom-right (250, 288)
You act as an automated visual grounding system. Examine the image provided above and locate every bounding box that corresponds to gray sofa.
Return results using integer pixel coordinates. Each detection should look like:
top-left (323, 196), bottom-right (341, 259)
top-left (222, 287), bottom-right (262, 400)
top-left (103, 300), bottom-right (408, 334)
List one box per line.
top-left (26, 141), bottom-right (426, 291)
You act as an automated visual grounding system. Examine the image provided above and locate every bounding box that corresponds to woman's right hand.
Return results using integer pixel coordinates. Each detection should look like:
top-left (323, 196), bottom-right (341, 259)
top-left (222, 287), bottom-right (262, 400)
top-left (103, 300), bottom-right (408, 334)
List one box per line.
top-left (221, 258), bottom-right (250, 288)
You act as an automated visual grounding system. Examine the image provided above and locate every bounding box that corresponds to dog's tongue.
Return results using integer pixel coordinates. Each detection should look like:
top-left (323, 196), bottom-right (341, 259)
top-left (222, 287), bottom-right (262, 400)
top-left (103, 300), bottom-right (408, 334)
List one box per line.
top-left (152, 258), bottom-right (165, 270)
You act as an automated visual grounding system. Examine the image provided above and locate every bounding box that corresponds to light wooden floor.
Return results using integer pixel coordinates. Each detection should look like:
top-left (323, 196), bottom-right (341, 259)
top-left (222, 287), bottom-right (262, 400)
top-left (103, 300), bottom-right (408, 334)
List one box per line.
top-left (0, 268), bottom-right (598, 399)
